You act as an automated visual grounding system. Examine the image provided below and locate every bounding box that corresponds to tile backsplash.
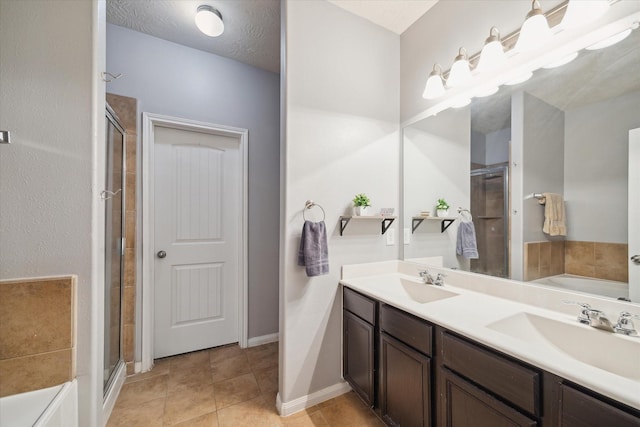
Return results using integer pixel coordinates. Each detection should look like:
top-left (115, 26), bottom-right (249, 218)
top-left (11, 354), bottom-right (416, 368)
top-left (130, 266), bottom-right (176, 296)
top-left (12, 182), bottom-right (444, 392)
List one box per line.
top-left (0, 276), bottom-right (76, 397)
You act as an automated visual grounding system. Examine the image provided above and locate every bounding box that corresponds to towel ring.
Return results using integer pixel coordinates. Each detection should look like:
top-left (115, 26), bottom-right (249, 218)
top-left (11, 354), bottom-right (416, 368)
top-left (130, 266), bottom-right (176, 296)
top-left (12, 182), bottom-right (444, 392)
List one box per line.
top-left (303, 200), bottom-right (326, 221)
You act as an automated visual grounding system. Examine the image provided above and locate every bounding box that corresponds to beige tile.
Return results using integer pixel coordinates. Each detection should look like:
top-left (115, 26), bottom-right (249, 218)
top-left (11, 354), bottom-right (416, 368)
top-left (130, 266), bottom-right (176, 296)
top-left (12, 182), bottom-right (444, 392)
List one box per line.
top-left (213, 373), bottom-right (261, 409)
top-left (283, 409), bottom-right (328, 427)
top-left (565, 262), bottom-right (595, 278)
top-left (106, 93), bottom-right (138, 132)
top-left (0, 349), bottom-right (73, 397)
top-left (124, 248), bottom-right (136, 287)
top-left (594, 265), bottom-right (628, 283)
top-left (124, 324), bottom-right (135, 362)
top-left (209, 344), bottom-right (244, 364)
top-left (170, 412), bottom-right (219, 427)
top-left (550, 241), bottom-right (565, 275)
top-left (126, 361), bottom-right (136, 376)
top-left (539, 242), bottom-right (551, 267)
top-left (247, 345), bottom-right (278, 372)
top-left (565, 241), bottom-right (595, 266)
top-left (114, 374), bottom-right (168, 409)
top-left (126, 358), bottom-right (171, 384)
top-left (125, 210), bottom-right (136, 249)
top-left (123, 286), bottom-right (136, 325)
top-left (320, 392), bottom-right (384, 427)
top-left (594, 243), bottom-right (628, 269)
top-left (168, 364), bottom-right (213, 393)
top-left (211, 353), bottom-right (251, 383)
top-left (126, 133), bottom-right (137, 175)
top-left (524, 243), bottom-right (539, 281)
top-left (254, 367), bottom-right (278, 393)
top-left (164, 383), bottom-right (217, 426)
top-left (107, 396), bottom-right (164, 427)
top-left (170, 350), bottom-right (211, 370)
top-left (0, 277), bottom-right (74, 360)
top-left (217, 395), bottom-right (283, 427)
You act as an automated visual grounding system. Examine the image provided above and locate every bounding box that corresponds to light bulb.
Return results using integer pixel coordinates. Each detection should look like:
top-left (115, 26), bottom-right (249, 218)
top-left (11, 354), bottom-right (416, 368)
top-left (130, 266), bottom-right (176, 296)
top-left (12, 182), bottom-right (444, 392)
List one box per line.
top-left (515, 1), bottom-right (553, 53)
top-left (195, 5), bottom-right (224, 37)
top-left (447, 48), bottom-right (472, 88)
top-left (422, 64), bottom-right (446, 99)
top-left (477, 27), bottom-right (506, 73)
top-left (560, 0), bottom-right (609, 30)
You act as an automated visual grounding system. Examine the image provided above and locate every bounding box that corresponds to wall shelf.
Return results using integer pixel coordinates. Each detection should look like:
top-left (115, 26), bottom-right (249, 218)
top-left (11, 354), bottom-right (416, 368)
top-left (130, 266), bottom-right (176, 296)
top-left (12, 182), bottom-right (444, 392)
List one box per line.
top-left (339, 216), bottom-right (396, 236)
top-left (411, 216), bottom-right (456, 233)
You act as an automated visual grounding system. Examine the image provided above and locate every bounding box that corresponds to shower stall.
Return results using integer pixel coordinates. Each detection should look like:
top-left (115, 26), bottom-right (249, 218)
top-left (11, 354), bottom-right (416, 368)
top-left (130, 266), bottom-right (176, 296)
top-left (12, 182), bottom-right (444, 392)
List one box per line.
top-left (470, 165), bottom-right (509, 278)
top-left (103, 105), bottom-right (126, 395)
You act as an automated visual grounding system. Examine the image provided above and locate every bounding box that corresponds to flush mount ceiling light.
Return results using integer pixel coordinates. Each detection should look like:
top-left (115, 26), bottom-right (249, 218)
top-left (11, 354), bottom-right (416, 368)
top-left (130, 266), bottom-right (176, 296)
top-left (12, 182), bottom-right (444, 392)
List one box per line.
top-left (586, 27), bottom-right (633, 50)
top-left (195, 5), bottom-right (224, 37)
top-left (543, 52), bottom-right (579, 69)
top-left (560, 0), bottom-right (610, 30)
top-left (422, 64), bottom-right (446, 99)
top-left (476, 27), bottom-right (506, 73)
top-left (515, 0), bottom-right (553, 53)
top-left (447, 48), bottom-right (472, 88)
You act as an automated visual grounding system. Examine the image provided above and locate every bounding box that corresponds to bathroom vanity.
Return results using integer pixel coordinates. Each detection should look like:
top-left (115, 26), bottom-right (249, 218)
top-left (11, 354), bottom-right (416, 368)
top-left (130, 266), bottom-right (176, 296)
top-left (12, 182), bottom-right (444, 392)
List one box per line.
top-left (340, 261), bottom-right (640, 427)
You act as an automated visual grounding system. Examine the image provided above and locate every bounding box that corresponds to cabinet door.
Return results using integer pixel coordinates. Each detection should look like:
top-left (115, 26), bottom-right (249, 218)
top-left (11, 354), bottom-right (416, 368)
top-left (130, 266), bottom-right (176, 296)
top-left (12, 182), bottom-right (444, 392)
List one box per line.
top-left (558, 384), bottom-right (640, 427)
top-left (343, 310), bottom-right (375, 407)
top-left (380, 333), bottom-right (431, 427)
top-left (440, 368), bottom-right (537, 427)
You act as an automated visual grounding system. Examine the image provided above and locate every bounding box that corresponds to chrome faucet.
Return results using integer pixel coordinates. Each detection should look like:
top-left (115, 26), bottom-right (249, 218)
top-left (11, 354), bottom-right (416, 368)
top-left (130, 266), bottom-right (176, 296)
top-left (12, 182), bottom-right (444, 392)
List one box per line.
top-left (562, 301), bottom-right (615, 332)
top-left (614, 311), bottom-right (640, 336)
top-left (418, 270), bottom-right (446, 286)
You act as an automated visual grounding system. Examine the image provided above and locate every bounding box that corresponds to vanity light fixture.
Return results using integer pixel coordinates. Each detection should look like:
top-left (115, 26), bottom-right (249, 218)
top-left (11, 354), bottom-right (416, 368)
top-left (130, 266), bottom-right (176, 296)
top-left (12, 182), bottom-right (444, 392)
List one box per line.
top-left (504, 71), bottom-right (533, 86)
top-left (446, 48), bottom-right (472, 88)
top-left (195, 5), bottom-right (224, 37)
top-left (586, 27), bottom-right (633, 50)
top-left (514, 0), bottom-right (553, 53)
top-left (560, 0), bottom-right (610, 30)
top-left (449, 97), bottom-right (471, 109)
top-left (474, 86), bottom-right (499, 98)
top-left (476, 27), bottom-right (506, 73)
top-left (543, 51), bottom-right (579, 69)
top-left (422, 64), bottom-right (446, 99)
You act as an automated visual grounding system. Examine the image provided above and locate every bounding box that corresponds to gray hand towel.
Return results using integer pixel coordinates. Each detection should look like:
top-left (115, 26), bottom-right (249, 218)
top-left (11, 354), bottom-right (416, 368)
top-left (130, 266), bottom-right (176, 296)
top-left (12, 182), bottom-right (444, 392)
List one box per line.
top-left (456, 221), bottom-right (479, 259)
top-left (298, 220), bottom-right (329, 277)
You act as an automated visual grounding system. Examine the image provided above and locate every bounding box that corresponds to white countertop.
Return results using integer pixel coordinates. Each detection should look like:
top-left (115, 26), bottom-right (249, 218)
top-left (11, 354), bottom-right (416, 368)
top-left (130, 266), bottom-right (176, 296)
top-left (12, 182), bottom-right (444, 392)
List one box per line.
top-left (340, 260), bottom-right (640, 411)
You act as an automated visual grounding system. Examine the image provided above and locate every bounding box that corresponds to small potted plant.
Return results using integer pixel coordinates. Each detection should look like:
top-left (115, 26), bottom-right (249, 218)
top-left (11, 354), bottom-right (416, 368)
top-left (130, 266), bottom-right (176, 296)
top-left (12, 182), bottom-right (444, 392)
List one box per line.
top-left (436, 198), bottom-right (450, 217)
top-left (352, 193), bottom-right (372, 216)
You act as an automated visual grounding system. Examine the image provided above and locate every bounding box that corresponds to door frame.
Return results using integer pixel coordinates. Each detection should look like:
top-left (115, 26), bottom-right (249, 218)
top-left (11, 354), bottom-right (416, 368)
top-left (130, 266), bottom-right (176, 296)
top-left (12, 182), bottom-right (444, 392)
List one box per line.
top-left (141, 112), bottom-right (248, 371)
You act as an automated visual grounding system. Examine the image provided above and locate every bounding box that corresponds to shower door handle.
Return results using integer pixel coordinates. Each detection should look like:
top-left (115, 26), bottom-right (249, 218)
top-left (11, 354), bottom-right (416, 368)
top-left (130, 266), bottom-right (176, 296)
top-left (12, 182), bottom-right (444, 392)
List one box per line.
top-left (631, 255), bottom-right (640, 264)
top-left (157, 250), bottom-right (167, 259)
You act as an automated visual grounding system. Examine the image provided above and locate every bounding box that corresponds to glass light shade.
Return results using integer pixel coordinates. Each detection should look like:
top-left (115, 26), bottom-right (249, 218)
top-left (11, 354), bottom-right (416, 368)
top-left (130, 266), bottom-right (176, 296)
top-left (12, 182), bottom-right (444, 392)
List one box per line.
top-left (423, 74), bottom-right (445, 99)
top-left (586, 28), bottom-right (632, 50)
top-left (447, 48), bottom-right (472, 88)
top-left (195, 5), bottom-right (224, 37)
top-left (477, 27), bottom-right (506, 73)
top-left (474, 86), bottom-right (499, 98)
top-left (515, 4), bottom-right (553, 52)
top-left (543, 52), bottom-right (579, 69)
top-left (505, 72), bottom-right (533, 86)
top-left (450, 97), bottom-right (471, 109)
top-left (560, 0), bottom-right (609, 30)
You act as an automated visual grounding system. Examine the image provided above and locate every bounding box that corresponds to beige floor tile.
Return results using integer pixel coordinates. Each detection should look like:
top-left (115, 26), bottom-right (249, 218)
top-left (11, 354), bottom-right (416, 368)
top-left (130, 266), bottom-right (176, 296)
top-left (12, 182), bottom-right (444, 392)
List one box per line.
top-left (254, 366), bottom-right (278, 393)
top-left (209, 344), bottom-right (244, 364)
top-left (320, 392), bottom-right (384, 427)
top-left (169, 350), bottom-right (211, 370)
top-left (213, 373), bottom-right (261, 409)
top-left (247, 349), bottom-right (278, 371)
top-left (125, 358), bottom-right (170, 384)
top-left (217, 396), bottom-right (284, 427)
top-left (107, 397), bottom-right (165, 427)
top-left (283, 409), bottom-right (329, 427)
top-left (164, 383), bottom-right (217, 426)
top-left (168, 364), bottom-right (213, 393)
top-left (169, 411), bottom-right (219, 427)
top-left (114, 374), bottom-right (168, 409)
top-left (211, 353), bottom-right (251, 383)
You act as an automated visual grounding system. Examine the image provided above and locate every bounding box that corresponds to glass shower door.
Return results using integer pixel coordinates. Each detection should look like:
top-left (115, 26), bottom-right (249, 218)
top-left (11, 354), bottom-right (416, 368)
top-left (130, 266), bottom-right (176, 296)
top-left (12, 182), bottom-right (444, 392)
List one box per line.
top-left (104, 106), bottom-right (126, 394)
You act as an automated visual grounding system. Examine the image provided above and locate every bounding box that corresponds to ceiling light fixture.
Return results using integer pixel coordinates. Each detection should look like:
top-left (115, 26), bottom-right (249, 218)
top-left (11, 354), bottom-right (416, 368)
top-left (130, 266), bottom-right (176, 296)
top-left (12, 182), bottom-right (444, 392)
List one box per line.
top-left (476, 27), bottom-right (506, 73)
top-left (195, 5), bottom-right (224, 37)
top-left (560, 0), bottom-right (610, 30)
top-left (586, 27), bottom-right (633, 50)
top-left (504, 72), bottom-right (533, 86)
top-left (447, 48), bottom-right (472, 88)
top-left (474, 86), bottom-right (500, 98)
top-left (422, 64), bottom-right (446, 99)
top-left (542, 52), bottom-right (579, 69)
top-left (515, 0), bottom-right (553, 53)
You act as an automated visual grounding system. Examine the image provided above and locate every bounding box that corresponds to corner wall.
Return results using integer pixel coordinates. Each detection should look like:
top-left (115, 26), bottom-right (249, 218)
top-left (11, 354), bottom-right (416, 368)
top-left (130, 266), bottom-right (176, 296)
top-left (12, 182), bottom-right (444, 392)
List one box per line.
top-left (280, 0), bottom-right (400, 411)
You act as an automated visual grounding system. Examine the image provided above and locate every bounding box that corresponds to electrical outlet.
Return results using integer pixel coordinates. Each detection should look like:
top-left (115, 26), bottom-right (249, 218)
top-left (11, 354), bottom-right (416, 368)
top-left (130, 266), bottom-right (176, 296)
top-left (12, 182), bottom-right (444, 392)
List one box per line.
top-left (404, 228), bottom-right (411, 245)
top-left (386, 228), bottom-right (395, 246)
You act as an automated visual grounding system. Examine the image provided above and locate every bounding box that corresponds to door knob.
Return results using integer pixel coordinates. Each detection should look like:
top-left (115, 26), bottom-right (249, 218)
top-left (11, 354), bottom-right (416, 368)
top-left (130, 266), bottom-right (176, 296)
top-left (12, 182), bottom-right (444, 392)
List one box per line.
top-left (157, 250), bottom-right (167, 259)
top-left (631, 255), bottom-right (640, 264)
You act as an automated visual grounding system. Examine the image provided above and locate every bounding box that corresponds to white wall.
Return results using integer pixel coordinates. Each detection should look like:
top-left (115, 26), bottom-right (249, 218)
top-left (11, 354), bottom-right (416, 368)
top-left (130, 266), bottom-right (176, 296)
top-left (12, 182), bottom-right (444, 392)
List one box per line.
top-left (0, 1), bottom-right (104, 425)
top-left (471, 130), bottom-right (486, 165)
top-left (280, 0), bottom-right (399, 412)
top-left (403, 108), bottom-right (471, 268)
top-left (105, 24), bottom-right (281, 345)
top-left (564, 90), bottom-right (640, 243)
top-left (485, 127), bottom-right (510, 165)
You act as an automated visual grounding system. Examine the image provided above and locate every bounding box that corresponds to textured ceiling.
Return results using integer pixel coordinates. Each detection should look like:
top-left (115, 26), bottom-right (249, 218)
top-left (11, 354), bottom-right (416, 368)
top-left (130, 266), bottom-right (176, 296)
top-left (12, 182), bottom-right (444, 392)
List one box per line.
top-left (327, 0), bottom-right (438, 34)
top-left (471, 29), bottom-right (640, 135)
top-left (107, 0), bottom-right (281, 73)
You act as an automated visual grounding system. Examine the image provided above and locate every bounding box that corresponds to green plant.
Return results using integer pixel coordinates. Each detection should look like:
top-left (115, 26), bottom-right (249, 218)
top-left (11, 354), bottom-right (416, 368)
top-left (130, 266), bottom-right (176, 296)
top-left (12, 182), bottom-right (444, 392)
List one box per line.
top-left (436, 198), bottom-right (450, 210)
top-left (352, 193), bottom-right (371, 207)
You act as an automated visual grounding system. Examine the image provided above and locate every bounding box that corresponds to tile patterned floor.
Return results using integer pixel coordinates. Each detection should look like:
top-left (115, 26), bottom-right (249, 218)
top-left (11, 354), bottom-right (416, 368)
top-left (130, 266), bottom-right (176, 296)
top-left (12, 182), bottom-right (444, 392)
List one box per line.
top-left (107, 342), bottom-right (385, 426)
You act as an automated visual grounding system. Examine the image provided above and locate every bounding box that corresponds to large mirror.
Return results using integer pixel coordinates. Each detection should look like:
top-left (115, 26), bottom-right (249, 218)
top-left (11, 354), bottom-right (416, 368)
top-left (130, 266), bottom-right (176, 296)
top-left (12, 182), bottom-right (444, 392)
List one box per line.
top-left (402, 26), bottom-right (640, 302)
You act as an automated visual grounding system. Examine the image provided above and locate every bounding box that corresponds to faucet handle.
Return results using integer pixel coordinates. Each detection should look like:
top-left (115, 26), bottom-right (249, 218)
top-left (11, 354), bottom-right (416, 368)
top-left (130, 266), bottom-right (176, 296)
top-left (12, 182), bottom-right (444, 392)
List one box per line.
top-left (614, 311), bottom-right (640, 336)
top-left (562, 300), bottom-right (591, 310)
top-left (562, 300), bottom-right (592, 324)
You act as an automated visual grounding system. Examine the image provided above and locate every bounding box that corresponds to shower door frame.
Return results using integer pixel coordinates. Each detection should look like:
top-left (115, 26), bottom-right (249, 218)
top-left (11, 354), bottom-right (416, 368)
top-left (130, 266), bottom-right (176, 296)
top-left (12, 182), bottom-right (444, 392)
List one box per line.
top-left (470, 165), bottom-right (510, 278)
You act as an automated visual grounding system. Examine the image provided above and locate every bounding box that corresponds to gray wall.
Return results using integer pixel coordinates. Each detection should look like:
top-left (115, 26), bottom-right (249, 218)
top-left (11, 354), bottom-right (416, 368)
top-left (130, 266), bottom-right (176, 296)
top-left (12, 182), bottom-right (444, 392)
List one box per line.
top-left (564, 90), bottom-right (640, 243)
top-left (106, 24), bottom-right (281, 347)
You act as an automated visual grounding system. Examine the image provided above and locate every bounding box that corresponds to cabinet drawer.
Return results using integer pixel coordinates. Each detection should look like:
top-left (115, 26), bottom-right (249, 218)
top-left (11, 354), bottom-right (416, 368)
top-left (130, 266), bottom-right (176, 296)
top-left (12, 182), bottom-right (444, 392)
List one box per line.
top-left (441, 332), bottom-right (540, 416)
top-left (559, 383), bottom-right (640, 427)
top-left (381, 304), bottom-right (432, 356)
top-left (343, 287), bottom-right (377, 324)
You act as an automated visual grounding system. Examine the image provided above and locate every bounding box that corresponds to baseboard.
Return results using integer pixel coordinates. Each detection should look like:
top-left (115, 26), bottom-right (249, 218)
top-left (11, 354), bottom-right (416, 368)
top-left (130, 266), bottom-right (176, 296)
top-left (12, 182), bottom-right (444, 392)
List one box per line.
top-left (102, 361), bottom-right (126, 425)
top-left (247, 332), bottom-right (279, 347)
top-left (276, 381), bottom-right (352, 417)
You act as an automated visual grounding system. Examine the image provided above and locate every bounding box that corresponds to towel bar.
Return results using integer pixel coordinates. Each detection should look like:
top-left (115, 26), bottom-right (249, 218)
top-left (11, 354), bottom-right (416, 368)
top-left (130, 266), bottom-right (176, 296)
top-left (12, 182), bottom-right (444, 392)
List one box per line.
top-left (303, 200), bottom-right (326, 221)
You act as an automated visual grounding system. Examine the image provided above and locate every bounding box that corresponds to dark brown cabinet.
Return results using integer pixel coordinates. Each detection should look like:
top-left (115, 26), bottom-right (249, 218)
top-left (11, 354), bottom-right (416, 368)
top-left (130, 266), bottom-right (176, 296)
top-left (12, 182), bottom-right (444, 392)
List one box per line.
top-left (558, 383), bottom-right (640, 427)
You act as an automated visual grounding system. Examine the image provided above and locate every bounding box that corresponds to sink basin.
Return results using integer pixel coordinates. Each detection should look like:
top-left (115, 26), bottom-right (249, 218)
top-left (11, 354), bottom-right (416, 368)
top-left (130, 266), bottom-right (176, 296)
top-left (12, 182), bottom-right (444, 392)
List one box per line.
top-left (487, 312), bottom-right (640, 380)
top-left (398, 278), bottom-right (459, 304)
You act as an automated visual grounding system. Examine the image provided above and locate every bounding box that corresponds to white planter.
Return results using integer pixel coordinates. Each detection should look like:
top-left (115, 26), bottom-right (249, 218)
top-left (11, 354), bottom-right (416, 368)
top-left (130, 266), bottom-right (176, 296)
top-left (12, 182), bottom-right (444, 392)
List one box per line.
top-left (353, 206), bottom-right (371, 216)
top-left (436, 209), bottom-right (449, 217)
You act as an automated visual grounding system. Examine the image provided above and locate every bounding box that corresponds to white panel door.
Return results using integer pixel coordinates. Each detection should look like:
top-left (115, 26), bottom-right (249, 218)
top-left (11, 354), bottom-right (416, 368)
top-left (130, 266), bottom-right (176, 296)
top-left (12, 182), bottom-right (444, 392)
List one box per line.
top-left (154, 126), bottom-right (240, 358)
top-left (629, 128), bottom-right (640, 303)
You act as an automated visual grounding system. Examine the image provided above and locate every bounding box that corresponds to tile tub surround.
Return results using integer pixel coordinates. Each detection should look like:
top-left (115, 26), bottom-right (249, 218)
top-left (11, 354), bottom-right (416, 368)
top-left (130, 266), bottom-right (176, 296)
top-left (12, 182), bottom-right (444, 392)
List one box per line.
top-left (0, 276), bottom-right (76, 397)
top-left (340, 260), bottom-right (640, 411)
top-left (524, 241), bottom-right (565, 281)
